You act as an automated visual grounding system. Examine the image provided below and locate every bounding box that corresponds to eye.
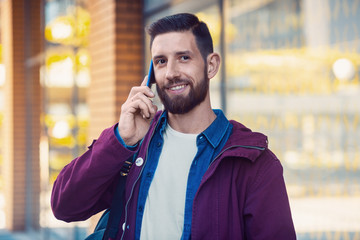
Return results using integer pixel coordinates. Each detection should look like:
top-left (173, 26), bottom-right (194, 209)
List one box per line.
top-left (180, 55), bottom-right (190, 61)
top-left (156, 59), bottom-right (166, 65)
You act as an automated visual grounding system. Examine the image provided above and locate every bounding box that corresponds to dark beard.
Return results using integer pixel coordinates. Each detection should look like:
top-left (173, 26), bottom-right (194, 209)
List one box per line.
top-left (156, 67), bottom-right (209, 114)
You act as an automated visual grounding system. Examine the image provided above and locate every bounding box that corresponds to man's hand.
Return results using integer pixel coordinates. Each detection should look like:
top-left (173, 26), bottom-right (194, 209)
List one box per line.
top-left (118, 76), bottom-right (158, 146)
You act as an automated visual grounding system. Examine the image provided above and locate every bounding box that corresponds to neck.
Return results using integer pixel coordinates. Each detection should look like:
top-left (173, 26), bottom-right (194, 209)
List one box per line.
top-left (167, 98), bottom-right (216, 134)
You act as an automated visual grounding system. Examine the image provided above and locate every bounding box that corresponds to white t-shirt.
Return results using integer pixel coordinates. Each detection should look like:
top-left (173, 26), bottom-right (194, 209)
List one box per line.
top-left (140, 124), bottom-right (198, 240)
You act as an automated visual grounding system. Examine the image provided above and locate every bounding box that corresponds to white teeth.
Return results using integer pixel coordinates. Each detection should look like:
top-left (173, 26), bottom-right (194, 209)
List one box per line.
top-left (170, 85), bottom-right (185, 90)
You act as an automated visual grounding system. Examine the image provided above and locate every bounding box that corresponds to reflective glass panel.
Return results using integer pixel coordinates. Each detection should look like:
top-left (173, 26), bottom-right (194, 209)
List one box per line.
top-left (226, 0), bottom-right (360, 239)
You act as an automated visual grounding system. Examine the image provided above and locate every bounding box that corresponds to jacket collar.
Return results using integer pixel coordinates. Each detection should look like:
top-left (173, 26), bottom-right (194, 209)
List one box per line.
top-left (218, 120), bottom-right (269, 162)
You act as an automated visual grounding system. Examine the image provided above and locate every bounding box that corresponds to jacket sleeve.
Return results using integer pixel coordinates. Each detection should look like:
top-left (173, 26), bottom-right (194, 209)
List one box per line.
top-left (51, 124), bottom-right (139, 222)
top-left (243, 150), bottom-right (296, 240)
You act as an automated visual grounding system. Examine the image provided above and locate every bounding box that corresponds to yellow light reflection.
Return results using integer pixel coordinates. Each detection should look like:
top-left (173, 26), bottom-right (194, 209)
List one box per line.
top-left (45, 6), bottom-right (90, 46)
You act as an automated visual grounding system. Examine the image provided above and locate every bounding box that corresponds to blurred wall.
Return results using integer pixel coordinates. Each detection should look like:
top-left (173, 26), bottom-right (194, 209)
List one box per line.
top-left (1, 0), bottom-right (42, 231)
top-left (88, 0), bottom-right (144, 140)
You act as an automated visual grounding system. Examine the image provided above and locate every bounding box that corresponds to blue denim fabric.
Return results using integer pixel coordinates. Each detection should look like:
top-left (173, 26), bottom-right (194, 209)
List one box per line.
top-left (181, 110), bottom-right (232, 240)
top-left (134, 111), bottom-right (168, 240)
top-left (115, 110), bottom-right (232, 240)
top-left (114, 127), bottom-right (138, 151)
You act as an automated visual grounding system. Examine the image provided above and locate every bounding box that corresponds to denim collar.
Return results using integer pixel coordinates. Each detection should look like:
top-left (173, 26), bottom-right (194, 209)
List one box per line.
top-left (200, 109), bottom-right (230, 148)
top-left (156, 109), bottom-right (230, 149)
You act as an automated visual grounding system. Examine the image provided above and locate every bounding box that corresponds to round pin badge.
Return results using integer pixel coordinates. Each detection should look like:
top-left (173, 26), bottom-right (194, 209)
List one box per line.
top-left (135, 157), bottom-right (144, 166)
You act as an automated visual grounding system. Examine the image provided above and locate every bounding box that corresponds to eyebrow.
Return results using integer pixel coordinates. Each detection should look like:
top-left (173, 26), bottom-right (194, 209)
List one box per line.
top-left (153, 50), bottom-right (193, 60)
top-left (153, 54), bottom-right (165, 60)
top-left (175, 50), bottom-right (192, 56)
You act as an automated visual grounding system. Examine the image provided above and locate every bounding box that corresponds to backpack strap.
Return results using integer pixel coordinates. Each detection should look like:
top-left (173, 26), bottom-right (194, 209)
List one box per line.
top-left (103, 160), bottom-right (133, 240)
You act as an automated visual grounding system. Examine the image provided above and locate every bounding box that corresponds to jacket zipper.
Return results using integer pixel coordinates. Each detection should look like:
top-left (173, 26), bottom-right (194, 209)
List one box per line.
top-left (208, 144), bottom-right (265, 170)
top-left (200, 144), bottom-right (266, 191)
top-left (120, 119), bottom-right (160, 240)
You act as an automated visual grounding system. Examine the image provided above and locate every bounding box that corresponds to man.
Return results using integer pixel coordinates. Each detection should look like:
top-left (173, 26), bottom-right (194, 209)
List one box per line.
top-left (51, 13), bottom-right (296, 239)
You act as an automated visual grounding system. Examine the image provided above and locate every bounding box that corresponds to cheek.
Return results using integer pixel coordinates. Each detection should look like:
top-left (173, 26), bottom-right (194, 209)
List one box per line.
top-left (191, 68), bottom-right (206, 83)
top-left (154, 69), bottom-right (163, 84)
top-left (180, 66), bottom-right (198, 80)
top-left (188, 61), bottom-right (206, 77)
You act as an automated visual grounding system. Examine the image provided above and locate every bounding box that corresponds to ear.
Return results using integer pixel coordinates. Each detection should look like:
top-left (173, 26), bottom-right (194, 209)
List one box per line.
top-left (206, 53), bottom-right (221, 79)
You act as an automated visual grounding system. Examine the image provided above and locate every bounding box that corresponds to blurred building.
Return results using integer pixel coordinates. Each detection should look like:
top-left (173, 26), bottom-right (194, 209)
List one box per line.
top-left (0, 0), bottom-right (359, 239)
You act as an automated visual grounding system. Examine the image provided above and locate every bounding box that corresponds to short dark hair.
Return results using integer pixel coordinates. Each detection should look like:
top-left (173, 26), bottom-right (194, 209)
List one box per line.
top-left (146, 13), bottom-right (214, 61)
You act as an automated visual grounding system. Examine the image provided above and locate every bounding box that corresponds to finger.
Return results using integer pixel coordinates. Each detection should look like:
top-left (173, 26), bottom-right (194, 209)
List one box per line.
top-left (136, 93), bottom-right (157, 114)
top-left (131, 99), bottom-right (153, 119)
top-left (126, 92), bottom-right (154, 116)
top-left (140, 76), bottom-right (155, 97)
top-left (132, 93), bottom-right (156, 116)
top-left (143, 103), bottom-right (158, 121)
top-left (128, 85), bottom-right (154, 99)
top-left (149, 104), bottom-right (158, 119)
top-left (141, 76), bottom-right (148, 86)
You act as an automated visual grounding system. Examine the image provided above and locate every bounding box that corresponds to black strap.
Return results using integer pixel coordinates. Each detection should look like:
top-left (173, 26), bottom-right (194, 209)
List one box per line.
top-left (103, 160), bottom-right (133, 240)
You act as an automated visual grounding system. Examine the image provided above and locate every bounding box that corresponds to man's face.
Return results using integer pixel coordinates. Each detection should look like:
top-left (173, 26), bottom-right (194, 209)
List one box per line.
top-left (151, 31), bottom-right (209, 114)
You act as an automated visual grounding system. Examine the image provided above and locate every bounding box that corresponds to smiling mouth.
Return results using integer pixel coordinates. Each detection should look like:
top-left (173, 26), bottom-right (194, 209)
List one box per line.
top-left (168, 84), bottom-right (187, 91)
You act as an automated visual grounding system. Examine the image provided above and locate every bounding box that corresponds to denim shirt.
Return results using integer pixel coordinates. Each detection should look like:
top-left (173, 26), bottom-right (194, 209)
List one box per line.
top-left (116, 109), bottom-right (233, 240)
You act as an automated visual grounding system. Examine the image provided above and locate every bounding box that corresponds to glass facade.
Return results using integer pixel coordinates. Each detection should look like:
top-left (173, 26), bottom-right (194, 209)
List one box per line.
top-left (43, 0), bottom-right (90, 188)
top-left (40, 0), bottom-right (90, 237)
top-left (145, 0), bottom-right (360, 239)
top-left (225, 0), bottom-right (360, 239)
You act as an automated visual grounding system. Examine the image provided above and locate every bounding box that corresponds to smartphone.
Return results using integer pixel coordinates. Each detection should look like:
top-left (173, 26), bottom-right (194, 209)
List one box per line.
top-left (146, 60), bottom-right (156, 87)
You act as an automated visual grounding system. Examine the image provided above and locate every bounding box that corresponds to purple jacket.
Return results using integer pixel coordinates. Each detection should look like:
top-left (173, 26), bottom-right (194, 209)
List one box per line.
top-left (51, 112), bottom-right (296, 239)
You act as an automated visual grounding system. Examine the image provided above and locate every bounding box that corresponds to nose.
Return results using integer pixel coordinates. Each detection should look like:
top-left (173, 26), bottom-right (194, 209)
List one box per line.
top-left (165, 61), bottom-right (180, 80)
